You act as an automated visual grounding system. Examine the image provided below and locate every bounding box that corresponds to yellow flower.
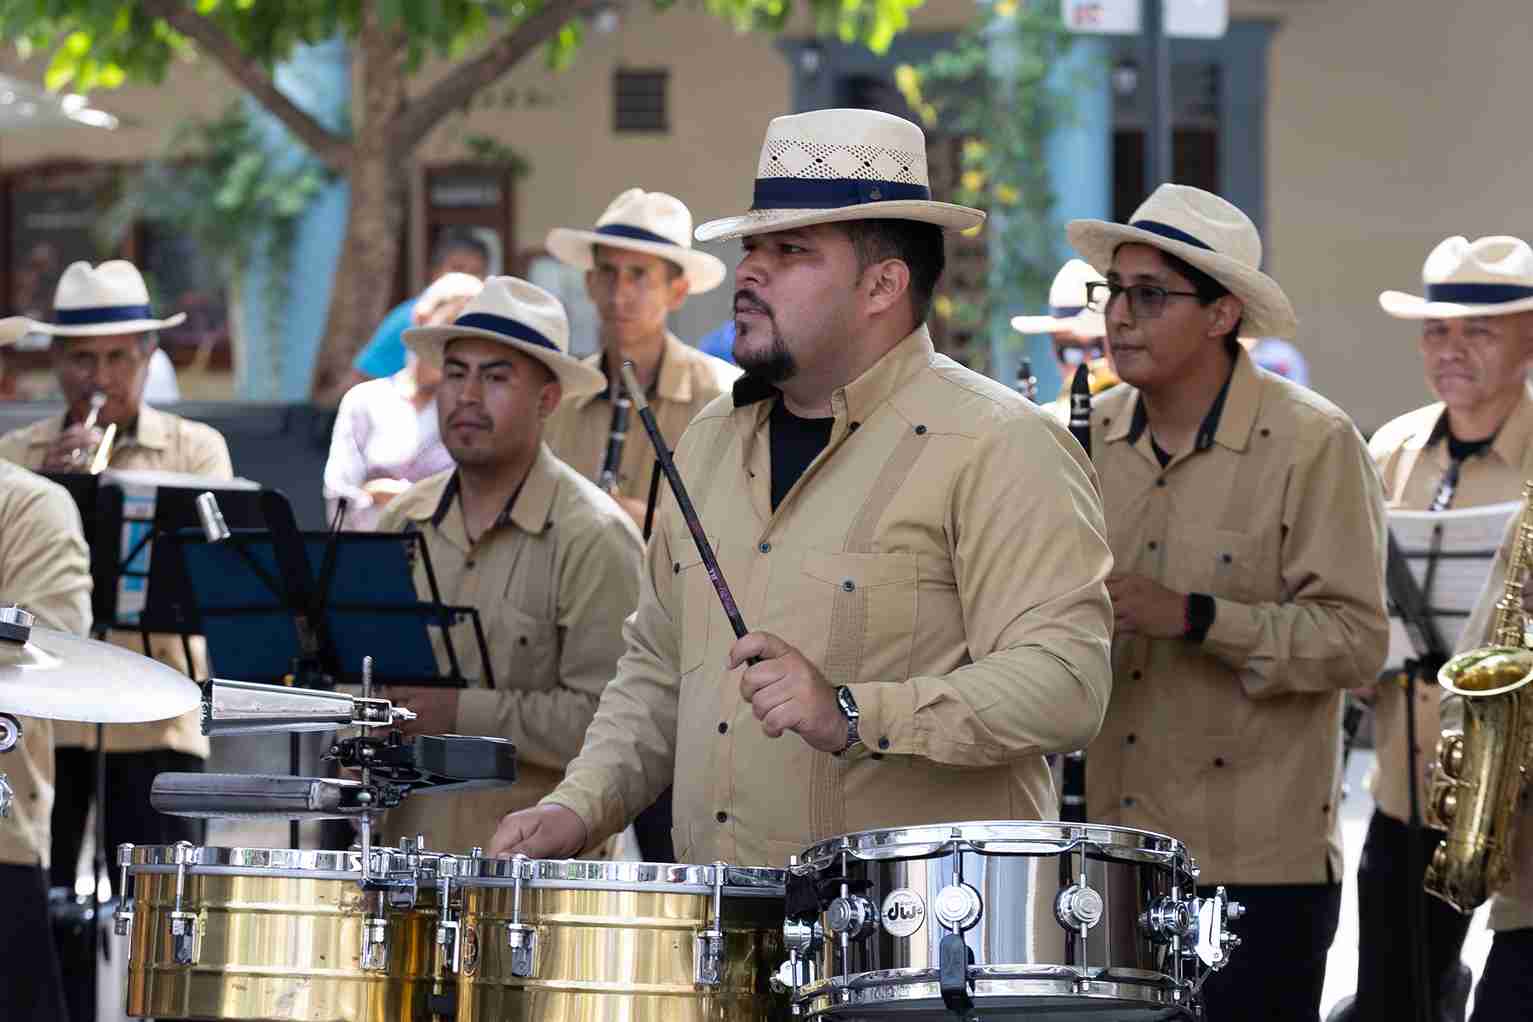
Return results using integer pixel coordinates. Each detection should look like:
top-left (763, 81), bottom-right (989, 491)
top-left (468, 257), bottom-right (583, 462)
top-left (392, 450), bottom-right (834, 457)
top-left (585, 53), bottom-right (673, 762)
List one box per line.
top-left (962, 139), bottom-right (988, 163)
top-left (934, 295), bottom-right (955, 320)
top-left (919, 102), bottom-right (939, 128)
top-left (894, 64), bottom-right (923, 107)
top-left (961, 170), bottom-right (986, 193)
top-left (993, 183), bottom-right (1020, 205)
top-left (995, 0), bottom-right (1018, 17)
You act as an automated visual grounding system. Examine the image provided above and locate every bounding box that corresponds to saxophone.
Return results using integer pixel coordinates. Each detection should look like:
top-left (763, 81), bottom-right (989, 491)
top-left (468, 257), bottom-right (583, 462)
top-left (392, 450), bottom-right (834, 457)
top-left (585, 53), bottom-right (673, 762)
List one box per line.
top-left (1425, 482), bottom-right (1533, 913)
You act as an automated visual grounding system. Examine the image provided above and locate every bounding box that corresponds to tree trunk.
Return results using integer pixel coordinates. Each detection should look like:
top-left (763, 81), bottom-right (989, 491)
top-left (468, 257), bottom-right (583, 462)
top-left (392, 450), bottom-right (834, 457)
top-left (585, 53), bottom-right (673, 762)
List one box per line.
top-left (308, 13), bottom-right (410, 405)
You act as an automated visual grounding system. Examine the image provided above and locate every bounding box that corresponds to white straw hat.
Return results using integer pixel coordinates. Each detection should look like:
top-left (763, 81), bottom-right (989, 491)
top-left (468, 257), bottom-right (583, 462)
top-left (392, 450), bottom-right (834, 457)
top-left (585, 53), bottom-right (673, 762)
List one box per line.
top-left (403, 276), bottom-right (606, 403)
top-left (695, 108), bottom-right (985, 242)
top-left (27, 260), bottom-right (186, 336)
top-left (1066, 184), bottom-right (1298, 339)
top-left (547, 188), bottom-right (727, 294)
top-left (1011, 259), bottom-right (1108, 338)
top-left (1379, 236), bottom-right (1533, 319)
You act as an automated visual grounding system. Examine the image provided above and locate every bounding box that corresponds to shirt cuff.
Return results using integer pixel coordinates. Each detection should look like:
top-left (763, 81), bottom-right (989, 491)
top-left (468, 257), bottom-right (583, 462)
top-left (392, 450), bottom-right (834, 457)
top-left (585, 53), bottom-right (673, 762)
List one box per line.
top-left (844, 681), bottom-right (918, 758)
top-left (1201, 596), bottom-right (1261, 668)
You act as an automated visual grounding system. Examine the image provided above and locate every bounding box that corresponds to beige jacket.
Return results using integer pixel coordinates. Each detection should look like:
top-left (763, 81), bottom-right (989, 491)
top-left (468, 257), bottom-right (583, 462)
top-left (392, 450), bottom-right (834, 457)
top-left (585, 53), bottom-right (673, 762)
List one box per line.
top-left (1087, 351), bottom-right (1390, 885)
top-left (543, 326), bottom-right (1116, 868)
top-left (1366, 387), bottom-right (1533, 824)
top-left (0, 405), bottom-right (232, 755)
top-left (374, 446), bottom-right (643, 852)
top-left (542, 332), bottom-right (740, 506)
top-left (0, 460), bottom-right (93, 866)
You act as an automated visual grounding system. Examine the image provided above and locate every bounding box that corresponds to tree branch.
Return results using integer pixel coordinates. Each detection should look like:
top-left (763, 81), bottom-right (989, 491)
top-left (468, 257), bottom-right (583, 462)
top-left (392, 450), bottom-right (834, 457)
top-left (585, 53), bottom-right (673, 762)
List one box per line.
top-left (139, 0), bottom-right (352, 172)
top-left (389, 0), bottom-right (612, 153)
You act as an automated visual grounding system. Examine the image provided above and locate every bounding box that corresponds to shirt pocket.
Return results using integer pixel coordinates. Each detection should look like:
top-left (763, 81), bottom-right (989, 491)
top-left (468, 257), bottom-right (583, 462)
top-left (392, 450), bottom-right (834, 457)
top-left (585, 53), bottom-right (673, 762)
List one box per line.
top-left (799, 551), bottom-right (919, 686)
top-left (672, 548), bottom-right (713, 678)
top-left (492, 603), bottom-right (559, 691)
top-left (1185, 528), bottom-right (1268, 604)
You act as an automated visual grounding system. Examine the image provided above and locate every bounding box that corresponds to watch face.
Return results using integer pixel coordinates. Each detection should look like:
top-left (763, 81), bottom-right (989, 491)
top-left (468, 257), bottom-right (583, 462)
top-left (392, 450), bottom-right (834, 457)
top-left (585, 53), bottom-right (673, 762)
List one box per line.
top-left (837, 686), bottom-right (859, 718)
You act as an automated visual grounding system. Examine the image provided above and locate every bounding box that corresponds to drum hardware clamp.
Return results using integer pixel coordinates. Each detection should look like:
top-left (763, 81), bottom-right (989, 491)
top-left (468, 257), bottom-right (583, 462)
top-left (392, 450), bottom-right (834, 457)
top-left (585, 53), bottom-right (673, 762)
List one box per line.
top-left (504, 853), bottom-right (538, 978)
top-left (435, 847), bottom-right (479, 975)
top-left (166, 840), bottom-right (202, 966)
top-left (694, 861), bottom-right (729, 987)
top-left (113, 843), bottom-right (137, 944)
top-left (775, 857), bottom-right (824, 1009)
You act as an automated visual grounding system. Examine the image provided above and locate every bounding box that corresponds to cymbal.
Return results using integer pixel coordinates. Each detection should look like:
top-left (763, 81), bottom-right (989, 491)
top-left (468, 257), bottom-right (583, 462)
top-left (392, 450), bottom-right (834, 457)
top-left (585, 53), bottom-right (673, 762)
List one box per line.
top-left (0, 622), bottom-right (203, 724)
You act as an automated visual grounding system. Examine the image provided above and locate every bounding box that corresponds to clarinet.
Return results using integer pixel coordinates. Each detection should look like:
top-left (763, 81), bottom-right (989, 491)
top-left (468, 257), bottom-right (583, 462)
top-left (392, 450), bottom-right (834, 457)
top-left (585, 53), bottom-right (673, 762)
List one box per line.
top-left (598, 389), bottom-right (633, 495)
top-left (1016, 358), bottom-right (1038, 402)
top-left (1061, 362), bottom-right (1093, 823)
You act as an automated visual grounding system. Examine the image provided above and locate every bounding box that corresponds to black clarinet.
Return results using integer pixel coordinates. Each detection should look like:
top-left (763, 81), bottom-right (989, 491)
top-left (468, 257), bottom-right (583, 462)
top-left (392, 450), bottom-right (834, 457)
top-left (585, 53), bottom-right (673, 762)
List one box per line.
top-left (1062, 362), bottom-right (1093, 823)
top-left (1016, 358), bottom-right (1038, 402)
top-left (599, 389), bottom-right (633, 495)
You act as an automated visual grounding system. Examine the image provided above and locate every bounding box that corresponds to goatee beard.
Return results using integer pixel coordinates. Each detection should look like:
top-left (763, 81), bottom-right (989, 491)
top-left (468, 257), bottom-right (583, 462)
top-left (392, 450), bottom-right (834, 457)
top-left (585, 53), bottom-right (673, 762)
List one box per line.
top-left (737, 332), bottom-right (797, 383)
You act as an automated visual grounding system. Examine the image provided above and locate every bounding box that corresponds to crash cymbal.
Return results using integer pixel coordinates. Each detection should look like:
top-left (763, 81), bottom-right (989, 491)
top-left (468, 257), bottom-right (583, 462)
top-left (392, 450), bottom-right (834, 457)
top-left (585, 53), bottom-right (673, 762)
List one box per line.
top-left (0, 607), bottom-right (202, 723)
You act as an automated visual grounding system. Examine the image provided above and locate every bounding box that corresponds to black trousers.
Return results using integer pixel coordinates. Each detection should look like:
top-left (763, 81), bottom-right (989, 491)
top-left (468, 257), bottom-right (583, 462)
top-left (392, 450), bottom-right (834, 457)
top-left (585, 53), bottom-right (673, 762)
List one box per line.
top-left (1347, 810), bottom-right (1473, 1020)
top-left (632, 786), bottom-right (675, 862)
top-left (1197, 881), bottom-right (1342, 1022)
top-left (1, 862), bottom-right (69, 1020)
top-left (50, 746), bottom-right (205, 894)
top-left (1469, 928), bottom-right (1533, 1021)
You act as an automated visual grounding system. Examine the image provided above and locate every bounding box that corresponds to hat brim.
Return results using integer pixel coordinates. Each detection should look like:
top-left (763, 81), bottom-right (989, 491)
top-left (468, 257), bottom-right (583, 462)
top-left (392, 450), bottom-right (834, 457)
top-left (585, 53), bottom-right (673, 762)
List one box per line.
top-left (694, 200), bottom-right (986, 243)
top-left (546, 228), bottom-right (728, 294)
top-left (1378, 290), bottom-right (1533, 320)
top-left (1011, 310), bottom-right (1107, 338)
top-left (402, 324), bottom-right (607, 404)
top-left (0, 317), bottom-right (31, 348)
top-left (29, 313), bottom-right (187, 337)
top-left (1066, 220), bottom-right (1299, 340)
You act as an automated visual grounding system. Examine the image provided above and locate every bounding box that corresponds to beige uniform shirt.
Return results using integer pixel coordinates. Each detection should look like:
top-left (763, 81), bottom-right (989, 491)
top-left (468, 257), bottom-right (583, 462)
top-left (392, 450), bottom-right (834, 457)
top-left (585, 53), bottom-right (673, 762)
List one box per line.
top-left (1088, 351), bottom-right (1390, 885)
top-left (542, 332), bottom-right (740, 505)
top-left (0, 406), bottom-right (233, 756)
top-left (0, 460), bottom-right (92, 866)
top-left (1450, 506), bottom-right (1533, 931)
top-left (1366, 388), bottom-right (1533, 825)
top-left (374, 446), bottom-right (643, 852)
top-left (544, 327), bottom-right (1116, 868)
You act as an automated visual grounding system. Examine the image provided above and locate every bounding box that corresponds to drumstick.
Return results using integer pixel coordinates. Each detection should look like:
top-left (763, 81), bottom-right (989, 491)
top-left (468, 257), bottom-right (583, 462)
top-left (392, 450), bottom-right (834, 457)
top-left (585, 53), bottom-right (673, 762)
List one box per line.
top-left (619, 361), bottom-right (755, 651)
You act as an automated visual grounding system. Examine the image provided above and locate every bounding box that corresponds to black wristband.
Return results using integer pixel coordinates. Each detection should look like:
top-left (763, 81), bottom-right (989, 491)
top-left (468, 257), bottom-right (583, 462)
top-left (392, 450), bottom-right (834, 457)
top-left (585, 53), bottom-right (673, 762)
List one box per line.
top-left (1185, 593), bottom-right (1216, 643)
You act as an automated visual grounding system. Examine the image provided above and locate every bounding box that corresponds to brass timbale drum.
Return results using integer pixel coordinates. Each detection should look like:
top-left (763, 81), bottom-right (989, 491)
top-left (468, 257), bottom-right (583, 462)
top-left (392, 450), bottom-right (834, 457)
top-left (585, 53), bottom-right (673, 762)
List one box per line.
top-left (782, 822), bottom-right (1241, 1021)
top-left (445, 855), bottom-right (787, 1021)
top-left (117, 841), bottom-right (450, 1021)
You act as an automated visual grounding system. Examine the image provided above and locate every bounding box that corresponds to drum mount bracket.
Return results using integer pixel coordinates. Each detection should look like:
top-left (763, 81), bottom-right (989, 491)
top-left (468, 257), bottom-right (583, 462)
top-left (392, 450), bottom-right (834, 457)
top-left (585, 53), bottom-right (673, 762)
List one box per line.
top-left (0, 712), bottom-right (20, 819)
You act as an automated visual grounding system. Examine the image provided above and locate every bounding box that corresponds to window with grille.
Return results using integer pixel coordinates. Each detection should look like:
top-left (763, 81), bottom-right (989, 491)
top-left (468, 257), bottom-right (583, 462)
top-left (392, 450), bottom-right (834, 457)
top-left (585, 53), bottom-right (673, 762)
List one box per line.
top-left (613, 70), bottom-right (669, 134)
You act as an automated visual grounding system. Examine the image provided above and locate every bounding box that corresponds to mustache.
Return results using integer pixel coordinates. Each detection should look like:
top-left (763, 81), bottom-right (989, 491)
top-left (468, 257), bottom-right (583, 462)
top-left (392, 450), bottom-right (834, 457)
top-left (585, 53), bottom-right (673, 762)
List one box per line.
top-left (733, 289), bottom-right (774, 318)
top-left (446, 411), bottom-right (493, 429)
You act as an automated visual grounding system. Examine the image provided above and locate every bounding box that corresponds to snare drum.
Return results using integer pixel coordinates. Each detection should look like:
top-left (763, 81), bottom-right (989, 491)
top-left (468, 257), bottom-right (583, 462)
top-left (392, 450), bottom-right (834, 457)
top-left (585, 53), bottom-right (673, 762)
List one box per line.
top-left (785, 821), bottom-right (1240, 1020)
top-left (118, 841), bottom-right (449, 1021)
top-left (444, 856), bottom-right (787, 1021)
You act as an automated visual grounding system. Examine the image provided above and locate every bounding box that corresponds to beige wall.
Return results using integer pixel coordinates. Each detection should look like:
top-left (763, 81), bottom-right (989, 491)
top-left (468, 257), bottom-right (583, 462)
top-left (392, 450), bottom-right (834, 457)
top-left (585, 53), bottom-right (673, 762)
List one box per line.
top-left (1263, 0), bottom-right (1533, 433)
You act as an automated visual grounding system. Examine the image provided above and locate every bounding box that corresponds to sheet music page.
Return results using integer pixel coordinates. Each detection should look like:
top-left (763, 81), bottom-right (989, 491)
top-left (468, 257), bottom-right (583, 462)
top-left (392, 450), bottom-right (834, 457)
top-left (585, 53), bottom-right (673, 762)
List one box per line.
top-left (1385, 500), bottom-right (1520, 669)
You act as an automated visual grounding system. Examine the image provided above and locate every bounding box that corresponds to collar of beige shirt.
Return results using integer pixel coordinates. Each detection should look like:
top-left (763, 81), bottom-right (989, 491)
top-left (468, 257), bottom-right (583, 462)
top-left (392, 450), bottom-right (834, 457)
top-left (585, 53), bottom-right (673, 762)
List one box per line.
top-left (731, 325), bottom-right (937, 430)
top-left (1406, 382), bottom-right (1533, 469)
top-left (22, 402), bottom-right (170, 452)
top-left (1104, 346), bottom-right (1262, 456)
top-left (574, 331), bottom-right (696, 409)
top-left (393, 443), bottom-right (562, 543)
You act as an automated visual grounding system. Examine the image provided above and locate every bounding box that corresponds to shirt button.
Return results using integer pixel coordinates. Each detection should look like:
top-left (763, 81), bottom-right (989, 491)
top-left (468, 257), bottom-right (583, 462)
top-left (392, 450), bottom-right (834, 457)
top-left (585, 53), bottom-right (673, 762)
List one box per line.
top-left (849, 421), bottom-right (861, 432)
top-left (1122, 796), bottom-right (1136, 807)
top-left (1213, 757), bottom-right (1226, 768)
top-left (871, 753), bottom-right (884, 761)
top-left (715, 811), bottom-right (729, 824)
top-left (673, 562), bottom-right (681, 574)
top-left (1126, 733), bottom-right (1137, 745)
top-left (465, 559), bottom-right (476, 569)
top-left (718, 722), bottom-right (728, 734)
top-left (1156, 478), bottom-right (1166, 488)
top-left (1221, 553), bottom-right (1233, 564)
top-left (914, 425), bottom-right (928, 435)
top-left (841, 579), bottom-right (856, 592)
top-left (759, 542), bottom-right (771, 554)
top-left (1322, 803), bottom-right (1331, 814)
top-left (877, 737), bottom-right (890, 750)
top-left (1131, 670), bottom-right (1142, 681)
top-left (517, 637), bottom-right (528, 647)
top-left (1147, 541), bottom-right (1158, 551)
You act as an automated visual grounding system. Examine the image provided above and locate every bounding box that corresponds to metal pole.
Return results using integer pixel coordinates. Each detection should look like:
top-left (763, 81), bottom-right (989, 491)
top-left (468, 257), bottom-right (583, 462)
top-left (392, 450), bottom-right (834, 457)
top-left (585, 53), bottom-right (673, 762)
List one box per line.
top-left (1143, 0), bottom-right (1173, 194)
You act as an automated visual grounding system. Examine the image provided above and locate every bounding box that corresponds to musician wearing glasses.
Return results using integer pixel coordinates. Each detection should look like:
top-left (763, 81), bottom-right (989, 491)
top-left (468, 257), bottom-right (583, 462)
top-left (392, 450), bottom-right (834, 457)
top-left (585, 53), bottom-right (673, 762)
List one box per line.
top-left (370, 277), bottom-right (643, 854)
top-left (1067, 185), bottom-right (1389, 1020)
top-left (488, 109), bottom-right (1114, 868)
top-left (0, 458), bottom-right (91, 1020)
top-left (542, 189), bottom-right (741, 529)
top-left (1010, 258), bottom-right (1120, 420)
top-left (1336, 236), bottom-right (1533, 1022)
top-left (0, 260), bottom-right (232, 899)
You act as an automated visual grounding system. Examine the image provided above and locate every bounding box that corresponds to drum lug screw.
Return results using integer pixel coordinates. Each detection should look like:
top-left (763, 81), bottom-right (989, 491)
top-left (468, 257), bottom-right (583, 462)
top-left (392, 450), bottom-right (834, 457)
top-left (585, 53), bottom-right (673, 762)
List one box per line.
top-left (114, 843), bottom-right (136, 940)
top-left (362, 890), bottom-right (391, 971)
top-left (693, 861), bottom-right (728, 987)
top-left (505, 854), bottom-right (537, 978)
top-left (166, 841), bottom-right (200, 965)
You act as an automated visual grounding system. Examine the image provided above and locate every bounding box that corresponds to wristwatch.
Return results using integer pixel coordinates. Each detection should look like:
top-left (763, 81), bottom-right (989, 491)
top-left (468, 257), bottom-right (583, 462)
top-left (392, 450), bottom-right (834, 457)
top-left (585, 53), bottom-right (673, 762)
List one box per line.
top-left (835, 685), bottom-right (862, 753)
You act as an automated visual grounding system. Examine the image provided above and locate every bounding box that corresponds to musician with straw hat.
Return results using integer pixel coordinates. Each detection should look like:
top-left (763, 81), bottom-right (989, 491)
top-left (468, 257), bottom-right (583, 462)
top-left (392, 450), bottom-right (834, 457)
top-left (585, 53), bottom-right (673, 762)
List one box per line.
top-left (1068, 184), bottom-right (1389, 1019)
top-left (371, 276), bottom-right (643, 853)
top-left (489, 107), bottom-right (1114, 867)
top-left (1338, 236), bottom-right (1533, 1022)
top-left (0, 259), bottom-right (232, 899)
top-left (1011, 258), bottom-right (1120, 420)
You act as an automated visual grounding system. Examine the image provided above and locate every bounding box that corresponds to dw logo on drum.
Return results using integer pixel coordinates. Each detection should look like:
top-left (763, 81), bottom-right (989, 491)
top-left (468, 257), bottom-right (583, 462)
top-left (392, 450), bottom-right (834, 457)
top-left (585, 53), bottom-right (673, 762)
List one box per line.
top-left (880, 889), bottom-right (926, 938)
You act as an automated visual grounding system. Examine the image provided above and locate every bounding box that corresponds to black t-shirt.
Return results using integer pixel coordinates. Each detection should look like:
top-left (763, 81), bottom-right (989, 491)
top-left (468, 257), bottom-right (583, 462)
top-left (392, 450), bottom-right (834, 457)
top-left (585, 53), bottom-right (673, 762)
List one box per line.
top-left (770, 397), bottom-right (834, 510)
top-left (1446, 431), bottom-right (1494, 463)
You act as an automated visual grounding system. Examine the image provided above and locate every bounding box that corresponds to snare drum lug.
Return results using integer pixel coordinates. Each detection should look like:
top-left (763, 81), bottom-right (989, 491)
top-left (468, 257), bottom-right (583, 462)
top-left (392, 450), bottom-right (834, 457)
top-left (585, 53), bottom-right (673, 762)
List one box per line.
top-left (932, 882), bottom-right (983, 932)
top-left (167, 911), bottom-right (200, 965)
top-left (694, 930), bottom-right (724, 987)
top-left (436, 919), bottom-right (461, 972)
top-left (505, 923), bottom-right (537, 978)
top-left (362, 913), bottom-right (390, 972)
top-left (825, 894), bottom-right (877, 940)
top-left (114, 843), bottom-right (136, 939)
top-left (1055, 882), bottom-right (1105, 932)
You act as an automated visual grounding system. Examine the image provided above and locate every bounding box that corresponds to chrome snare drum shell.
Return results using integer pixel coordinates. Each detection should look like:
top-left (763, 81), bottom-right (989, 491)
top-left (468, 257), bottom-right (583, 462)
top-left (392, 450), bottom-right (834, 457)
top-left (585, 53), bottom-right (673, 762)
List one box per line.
top-left (447, 857), bottom-right (787, 1022)
top-left (120, 843), bottom-right (446, 1021)
top-left (790, 821), bottom-right (1215, 1020)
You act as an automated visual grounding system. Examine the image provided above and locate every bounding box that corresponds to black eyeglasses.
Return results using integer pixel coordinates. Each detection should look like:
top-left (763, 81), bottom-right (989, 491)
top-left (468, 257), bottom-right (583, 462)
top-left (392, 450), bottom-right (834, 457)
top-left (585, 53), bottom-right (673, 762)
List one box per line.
top-left (1085, 281), bottom-right (1202, 319)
